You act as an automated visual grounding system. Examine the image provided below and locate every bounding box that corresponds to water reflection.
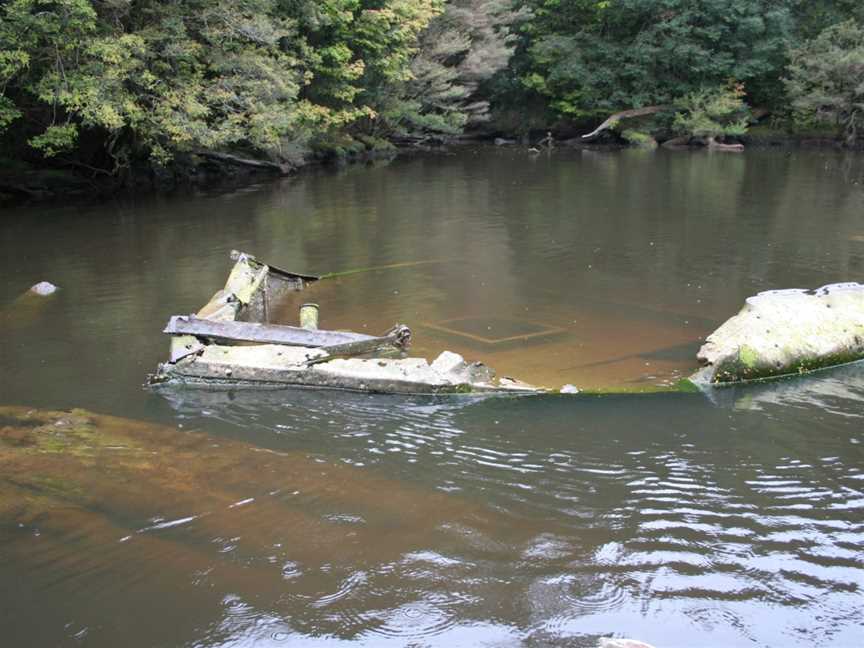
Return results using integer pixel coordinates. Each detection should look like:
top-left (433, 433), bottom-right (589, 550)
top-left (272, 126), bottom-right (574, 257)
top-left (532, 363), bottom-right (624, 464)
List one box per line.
top-left (5, 387), bottom-right (863, 646)
top-left (149, 384), bottom-right (864, 646)
top-left (702, 360), bottom-right (864, 415)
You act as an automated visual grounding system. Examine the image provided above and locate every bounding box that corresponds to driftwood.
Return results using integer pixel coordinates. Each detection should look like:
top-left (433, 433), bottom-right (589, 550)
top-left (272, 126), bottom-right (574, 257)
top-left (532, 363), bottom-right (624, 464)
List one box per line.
top-left (582, 105), bottom-right (673, 141)
top-left (196, 151), bottom-right (292, 175)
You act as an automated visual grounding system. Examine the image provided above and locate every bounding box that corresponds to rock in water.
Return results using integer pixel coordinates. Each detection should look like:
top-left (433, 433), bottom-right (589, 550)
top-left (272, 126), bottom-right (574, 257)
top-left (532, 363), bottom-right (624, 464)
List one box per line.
top-left (29, 281), bottom-right (58, 296)
top-left (694, 283), bottom-right (864, 384)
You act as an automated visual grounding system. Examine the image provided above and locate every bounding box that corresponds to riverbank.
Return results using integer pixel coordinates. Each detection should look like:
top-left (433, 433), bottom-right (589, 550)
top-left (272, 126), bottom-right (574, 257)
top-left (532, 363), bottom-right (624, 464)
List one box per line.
top-left (0, 142), bottom-right (401, 206)
top-left (2, 123), bottom-right (860, 206)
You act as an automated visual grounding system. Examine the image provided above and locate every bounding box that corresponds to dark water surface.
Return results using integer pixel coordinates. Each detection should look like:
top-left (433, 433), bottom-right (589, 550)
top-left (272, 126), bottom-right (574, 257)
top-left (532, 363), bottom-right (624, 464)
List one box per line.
top-left (1, 147), bottom-right (864, 647)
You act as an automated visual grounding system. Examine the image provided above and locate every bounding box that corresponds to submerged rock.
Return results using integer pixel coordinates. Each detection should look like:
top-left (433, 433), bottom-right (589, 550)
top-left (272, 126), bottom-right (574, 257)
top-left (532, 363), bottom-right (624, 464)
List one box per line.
top-left (29, 281), bottom-right (58, 296)
top-left (694, 283), bottom-right (864, 384)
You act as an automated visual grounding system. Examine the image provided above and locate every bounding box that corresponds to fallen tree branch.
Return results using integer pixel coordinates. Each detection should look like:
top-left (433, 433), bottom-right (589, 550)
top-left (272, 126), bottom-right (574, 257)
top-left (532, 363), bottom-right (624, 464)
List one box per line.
top-left (706, 136), bottom-right (744, 152)
top-left (582, 105), bottom-right (674, 141)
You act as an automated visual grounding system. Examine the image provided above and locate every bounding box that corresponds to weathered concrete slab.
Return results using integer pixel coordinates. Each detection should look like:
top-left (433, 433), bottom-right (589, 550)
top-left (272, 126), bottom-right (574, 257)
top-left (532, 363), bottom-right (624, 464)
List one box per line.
top-left (693, 283), bottom-right (864, 384)
top-left (154, 345), bottom-right (540, 395)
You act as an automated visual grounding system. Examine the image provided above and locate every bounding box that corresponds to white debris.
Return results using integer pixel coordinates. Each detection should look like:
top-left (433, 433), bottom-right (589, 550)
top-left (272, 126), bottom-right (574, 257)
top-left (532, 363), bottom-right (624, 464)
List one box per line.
top-left (29, 281), bottom-right (58, 296)
top-left (431, 350), bottom-right (468, 374)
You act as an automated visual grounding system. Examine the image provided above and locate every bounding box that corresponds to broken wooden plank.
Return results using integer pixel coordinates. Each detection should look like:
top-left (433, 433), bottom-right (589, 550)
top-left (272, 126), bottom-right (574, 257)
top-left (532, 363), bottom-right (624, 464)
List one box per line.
top-left (164, 315), bottom-right (378, 348)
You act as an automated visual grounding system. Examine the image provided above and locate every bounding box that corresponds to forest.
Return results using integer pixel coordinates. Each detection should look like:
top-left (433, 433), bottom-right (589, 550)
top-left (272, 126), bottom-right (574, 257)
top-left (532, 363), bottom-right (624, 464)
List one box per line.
top-left (1, 0), bottom-right (863, 184)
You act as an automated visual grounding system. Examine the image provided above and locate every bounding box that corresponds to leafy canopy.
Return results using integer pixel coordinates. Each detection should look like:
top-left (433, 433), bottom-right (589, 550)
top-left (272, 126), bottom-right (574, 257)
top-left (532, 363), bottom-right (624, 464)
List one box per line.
top-left (673, 82), bottom-right (750, 139)
top-left (784, 19), bottom-right (864, 144)
top-left (518, 0), bottom-right (795, 117)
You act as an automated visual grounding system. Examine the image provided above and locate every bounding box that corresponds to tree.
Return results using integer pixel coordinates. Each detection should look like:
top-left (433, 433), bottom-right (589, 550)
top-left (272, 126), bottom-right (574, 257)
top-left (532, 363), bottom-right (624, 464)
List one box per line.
top-left (0, 0), bottom-right (312, 168)
top-left (673, 82), bottom-right (750, 141)
top-left (784, 19), bottom-right (864, 145)
top-left (388, 0), bottom-right (524, 137)
top-left (792, 1), bottom-right (864, 40)
top-left (518, 0), bottom-right (795, 118)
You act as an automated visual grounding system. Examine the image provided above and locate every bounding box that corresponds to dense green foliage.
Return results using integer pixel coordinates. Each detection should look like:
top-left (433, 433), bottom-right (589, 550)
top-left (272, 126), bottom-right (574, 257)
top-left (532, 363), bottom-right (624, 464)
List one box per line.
top-left (673, 83), bottom-right (749, 140)
top-left (518, 0), bottom-right (794, 116)
top-left (1, 0), bottom-right (308, 166)
top-left (500, 0), bottom-right (863, 141)
top-left (785, 19), bottom-right (864, 144)
top-left (1, 0), bottom-right (862, 179)
top-left (0, 0), bottom-right (459, 168)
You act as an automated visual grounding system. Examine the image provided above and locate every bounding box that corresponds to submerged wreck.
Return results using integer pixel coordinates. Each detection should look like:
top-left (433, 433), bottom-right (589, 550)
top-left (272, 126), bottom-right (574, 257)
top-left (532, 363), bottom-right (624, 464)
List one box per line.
top-left (150, 252), bottom-right (864, 395)
top-left (151, 251), bottom-right (541, 395)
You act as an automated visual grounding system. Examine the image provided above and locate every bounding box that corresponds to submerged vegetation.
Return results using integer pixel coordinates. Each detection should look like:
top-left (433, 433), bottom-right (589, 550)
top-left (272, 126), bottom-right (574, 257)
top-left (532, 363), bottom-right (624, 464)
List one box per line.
top-left (0, 0), bottom-right (863, 190)
top-left (0, 404), bottom-right (548, 609)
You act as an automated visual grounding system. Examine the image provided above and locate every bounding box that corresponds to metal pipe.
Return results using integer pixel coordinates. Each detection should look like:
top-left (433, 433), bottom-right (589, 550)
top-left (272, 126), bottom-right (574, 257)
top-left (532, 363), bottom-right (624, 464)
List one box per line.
top-left (299, 303), bottom-right (319, 330)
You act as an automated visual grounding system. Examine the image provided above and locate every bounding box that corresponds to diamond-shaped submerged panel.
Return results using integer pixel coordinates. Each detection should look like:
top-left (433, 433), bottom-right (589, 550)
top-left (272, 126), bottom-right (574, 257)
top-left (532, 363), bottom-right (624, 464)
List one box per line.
top-left (423, 316), bottom-right (566, 346)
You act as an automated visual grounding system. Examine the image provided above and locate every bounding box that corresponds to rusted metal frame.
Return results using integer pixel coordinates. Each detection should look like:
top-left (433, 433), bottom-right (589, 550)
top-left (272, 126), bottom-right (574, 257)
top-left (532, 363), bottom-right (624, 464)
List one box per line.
top-left (229, 249), bottom-right (320, 283)
top-left (306, 325), bottom-right (412, 365)
top-left (164, 315), bottom-right (377, 348)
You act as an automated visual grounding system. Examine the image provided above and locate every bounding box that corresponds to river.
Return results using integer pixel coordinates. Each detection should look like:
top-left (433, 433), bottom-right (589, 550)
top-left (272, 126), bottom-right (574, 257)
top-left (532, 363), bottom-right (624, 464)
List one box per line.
top-left (1, 147), bottom-right (863, 646)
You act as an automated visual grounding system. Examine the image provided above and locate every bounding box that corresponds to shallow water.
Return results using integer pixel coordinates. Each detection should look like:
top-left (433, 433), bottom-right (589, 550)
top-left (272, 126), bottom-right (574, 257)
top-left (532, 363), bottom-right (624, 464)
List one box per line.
top-left (1, 147), bottom-right (864, 647)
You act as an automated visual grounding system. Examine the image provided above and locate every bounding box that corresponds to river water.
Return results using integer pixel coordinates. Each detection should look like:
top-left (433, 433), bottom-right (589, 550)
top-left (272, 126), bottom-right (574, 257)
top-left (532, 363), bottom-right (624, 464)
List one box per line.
top-left (1, 147), bottom-right (864, 647)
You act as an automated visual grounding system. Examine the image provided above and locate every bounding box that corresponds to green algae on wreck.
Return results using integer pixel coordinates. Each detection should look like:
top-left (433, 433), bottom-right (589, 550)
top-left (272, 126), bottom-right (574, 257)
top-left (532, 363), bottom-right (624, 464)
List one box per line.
top-left (573, 378), bottom-right (700, 396)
